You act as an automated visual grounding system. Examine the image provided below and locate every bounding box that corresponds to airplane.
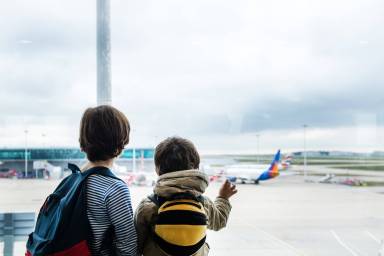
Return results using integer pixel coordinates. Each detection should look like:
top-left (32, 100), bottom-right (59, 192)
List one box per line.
top-left (112, 163), bottom-right (157, 187)
top-left (225, 150), bottom-right (281, 184)
top-left (126, 171), bottom-right (157, 186)
top-left (280, 154), bottom-right (293, 170)
top-left (207, 169), bottom-right (226, 183)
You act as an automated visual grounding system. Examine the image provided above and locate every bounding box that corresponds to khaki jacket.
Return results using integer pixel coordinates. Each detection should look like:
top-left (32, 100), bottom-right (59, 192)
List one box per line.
top-left (134, 169), bottom-right (232, 256)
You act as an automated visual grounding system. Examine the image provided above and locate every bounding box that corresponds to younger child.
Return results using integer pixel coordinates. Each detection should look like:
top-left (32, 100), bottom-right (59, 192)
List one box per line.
top-left (135, 137), bottom-right (237, 256)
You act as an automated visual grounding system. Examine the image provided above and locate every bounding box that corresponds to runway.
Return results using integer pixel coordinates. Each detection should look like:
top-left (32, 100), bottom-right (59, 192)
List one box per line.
top-left (1, 175), bottom-right (384, 255)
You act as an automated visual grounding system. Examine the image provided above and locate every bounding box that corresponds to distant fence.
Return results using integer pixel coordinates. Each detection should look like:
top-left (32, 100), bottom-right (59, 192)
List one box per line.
top-left (0, 212), bottom-right (35, 256)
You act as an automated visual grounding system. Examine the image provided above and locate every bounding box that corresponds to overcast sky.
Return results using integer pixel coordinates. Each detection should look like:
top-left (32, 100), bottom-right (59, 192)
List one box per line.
top-left (1, 0), bottom-right (384, 153)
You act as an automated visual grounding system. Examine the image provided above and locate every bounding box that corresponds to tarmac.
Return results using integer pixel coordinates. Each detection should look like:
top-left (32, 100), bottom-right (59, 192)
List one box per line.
top-left (1, 174), bottom-right (384, 256)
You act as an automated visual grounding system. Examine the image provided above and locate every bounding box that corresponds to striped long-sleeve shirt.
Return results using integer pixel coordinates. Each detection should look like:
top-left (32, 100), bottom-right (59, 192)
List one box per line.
top-left (86, 174), bottom-right (137, 256)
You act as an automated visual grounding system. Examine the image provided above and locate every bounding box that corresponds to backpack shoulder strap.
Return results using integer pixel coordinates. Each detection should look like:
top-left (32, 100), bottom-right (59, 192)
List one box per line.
top-left (168, 192), bottom-right (205, 203)
top-left (148, 193), bottom-right (159, 206)
top-left (147, 194), bottom-right (167, 207)
top-left (148, 193), bottom-right (204, 208)
top-left (67, 163), bottom-right (122, 181)
top-left (68, 163), bottom-right (81, 174)
top-left (69, 164), bottom-right (122, 253)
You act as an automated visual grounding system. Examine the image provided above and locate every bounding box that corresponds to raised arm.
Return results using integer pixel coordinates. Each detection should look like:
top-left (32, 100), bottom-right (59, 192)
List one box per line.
top-left (204, 180), bottom-right (237, 231)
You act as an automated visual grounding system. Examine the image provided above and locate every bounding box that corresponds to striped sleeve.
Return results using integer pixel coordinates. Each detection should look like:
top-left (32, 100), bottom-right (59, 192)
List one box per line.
top-left (105, 181), bottom-right (138, 256)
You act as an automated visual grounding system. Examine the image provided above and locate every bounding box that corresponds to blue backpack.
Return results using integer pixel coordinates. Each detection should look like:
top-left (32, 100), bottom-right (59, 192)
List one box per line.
top-left (26, 163), bottom-right (120, 256)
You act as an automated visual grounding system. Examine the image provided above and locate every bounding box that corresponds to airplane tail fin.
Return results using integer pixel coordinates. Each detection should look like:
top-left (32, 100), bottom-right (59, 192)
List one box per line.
top-left (258, 150), bottom-right (281, 181)
top-left (281, 155), bottom-right (293, 170)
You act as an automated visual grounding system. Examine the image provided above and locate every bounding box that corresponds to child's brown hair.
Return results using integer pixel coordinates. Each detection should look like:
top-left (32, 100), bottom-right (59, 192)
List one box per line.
top-left (154, 137), bottom-right (200, 175)
top-left (79, 105), bottom-right (130, 162)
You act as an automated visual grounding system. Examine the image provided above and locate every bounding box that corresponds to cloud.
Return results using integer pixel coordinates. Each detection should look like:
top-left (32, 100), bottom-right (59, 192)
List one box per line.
top-left (1, 0), bottom-right (384, 151)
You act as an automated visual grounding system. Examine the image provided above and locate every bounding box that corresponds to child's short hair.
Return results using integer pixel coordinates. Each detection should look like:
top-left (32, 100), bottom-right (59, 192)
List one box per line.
top-left (79, 105), bottom-right (130, 162)
top-left (154, 137), bottom-right (200, 175)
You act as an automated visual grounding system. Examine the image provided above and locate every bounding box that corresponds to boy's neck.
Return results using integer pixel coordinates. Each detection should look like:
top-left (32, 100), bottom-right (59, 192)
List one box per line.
top-left (81, 159), bottom-right (114, 171)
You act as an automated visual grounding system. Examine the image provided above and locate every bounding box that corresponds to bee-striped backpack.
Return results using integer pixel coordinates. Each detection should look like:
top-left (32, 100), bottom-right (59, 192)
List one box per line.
top-left (148, 193), bottom-right (207, 256)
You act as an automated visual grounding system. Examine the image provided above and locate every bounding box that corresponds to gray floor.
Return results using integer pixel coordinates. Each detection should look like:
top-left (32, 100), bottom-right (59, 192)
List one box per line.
top-left (1, 175), bottom-right (384, 256)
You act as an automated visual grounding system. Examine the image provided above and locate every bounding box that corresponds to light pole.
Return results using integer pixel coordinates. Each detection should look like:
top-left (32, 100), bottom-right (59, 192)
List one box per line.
top-left (24, 130), bottom-right (28, 178)
top-left (132, 147), bottom-right (136, 172)
top-left (131, 129), bottom-right (137, 172)
top-left (42, 133), bottom-right (46, 148)
top-left (140, 149), bottom-right (144, 171)
top-left (255, 133), bottom-right (260, 164)
top-left (303, 124), bottom-right (308, 181)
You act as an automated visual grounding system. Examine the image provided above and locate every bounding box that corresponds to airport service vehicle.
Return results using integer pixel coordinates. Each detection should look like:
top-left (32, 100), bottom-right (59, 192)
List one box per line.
top-left (225, 150), bottom-right (281, 184)
top-left (0, 168), bottom-right (17, 179)
top-left (33, 161), bottom-right (62, 179)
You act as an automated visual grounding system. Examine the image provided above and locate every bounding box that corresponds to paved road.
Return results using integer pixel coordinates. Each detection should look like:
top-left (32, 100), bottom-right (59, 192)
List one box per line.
top-left (294, 165), bottom-right (384, 178)
top-left (1, 175), bottom-right (384, 256)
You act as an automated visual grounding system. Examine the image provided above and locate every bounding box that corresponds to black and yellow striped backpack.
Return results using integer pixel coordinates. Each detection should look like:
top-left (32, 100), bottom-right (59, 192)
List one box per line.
top-left (148, 193), bottom-right (207, 256)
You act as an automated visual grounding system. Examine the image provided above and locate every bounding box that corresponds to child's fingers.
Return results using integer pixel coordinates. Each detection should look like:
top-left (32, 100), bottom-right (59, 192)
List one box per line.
top-left (230, 184), bottom-right (237, 195)
top-left (230, 188), bottom-right (238, 196)
top-left (223, 180), bottom-right (232, 189)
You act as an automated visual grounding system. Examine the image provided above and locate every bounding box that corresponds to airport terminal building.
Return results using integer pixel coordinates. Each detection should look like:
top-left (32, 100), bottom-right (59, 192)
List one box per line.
top-left (0, 148), bottom-right (154, 177)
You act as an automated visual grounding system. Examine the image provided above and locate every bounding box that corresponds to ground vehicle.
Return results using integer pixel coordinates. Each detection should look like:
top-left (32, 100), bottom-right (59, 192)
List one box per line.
top-left (0, 168), bottom-right (17, 178)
